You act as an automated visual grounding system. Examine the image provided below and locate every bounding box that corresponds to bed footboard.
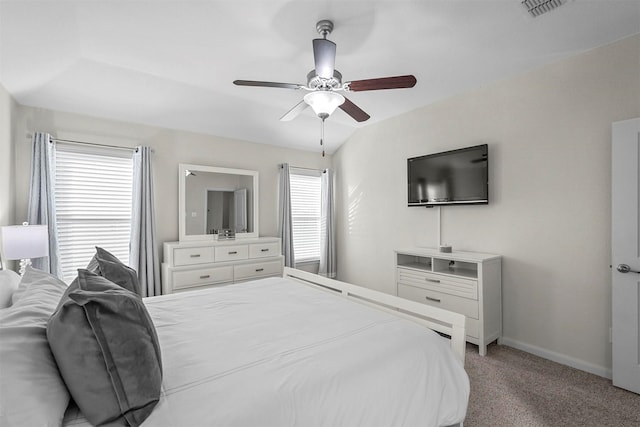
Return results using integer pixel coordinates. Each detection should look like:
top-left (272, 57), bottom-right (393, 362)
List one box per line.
top-left (283, 267), bottom-right (467, 365)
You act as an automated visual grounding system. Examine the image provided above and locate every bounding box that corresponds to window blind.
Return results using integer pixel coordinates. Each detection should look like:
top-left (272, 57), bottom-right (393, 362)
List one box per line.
top-left (290, 171), bottom-right (321, 262)
top-left (54, 144), bottom-right (133, 283)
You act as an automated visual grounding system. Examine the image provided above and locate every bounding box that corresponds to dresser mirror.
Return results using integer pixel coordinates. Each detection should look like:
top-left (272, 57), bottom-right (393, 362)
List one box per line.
top-left (179, 164), bottom-right (259, 241)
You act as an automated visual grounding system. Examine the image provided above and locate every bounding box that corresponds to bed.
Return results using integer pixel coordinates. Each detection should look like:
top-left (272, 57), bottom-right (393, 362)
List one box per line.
top-left (0, 265), bottom-right (469, 427)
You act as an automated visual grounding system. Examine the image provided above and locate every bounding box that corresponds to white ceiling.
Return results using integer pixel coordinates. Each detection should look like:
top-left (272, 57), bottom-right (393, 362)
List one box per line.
top-left (1, 1), bottom-right (638, 154)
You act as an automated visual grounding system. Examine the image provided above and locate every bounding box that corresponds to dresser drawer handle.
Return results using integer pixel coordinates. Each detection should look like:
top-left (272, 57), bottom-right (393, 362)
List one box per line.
top-left (425, 278), bottom-right (440, 283)
top-left (261, 248), bottom-right (269, 252)
top-left (199, 275), bottom-right (210, 279)
top-left (255, 268), bottom-right (264, 272)
top-left (425, 296), bottom-right (441, 303)
top-left (228, 251), bottom-right (238, 255)
top-left (190, 254), bottom-right (201, 258)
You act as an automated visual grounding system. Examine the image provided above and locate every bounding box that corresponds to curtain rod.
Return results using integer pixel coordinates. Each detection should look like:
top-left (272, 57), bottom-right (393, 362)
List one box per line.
top-left (280, 164), bottom-right (328, 173)
top-left (51, 138), bottom-right (139, 153)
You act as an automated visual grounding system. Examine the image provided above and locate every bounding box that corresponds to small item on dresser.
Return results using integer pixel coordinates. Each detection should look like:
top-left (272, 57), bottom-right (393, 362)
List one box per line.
top-left (439, 245), bottom-right (452, 253)
top-left (217, 229), bottom-right (235, 240)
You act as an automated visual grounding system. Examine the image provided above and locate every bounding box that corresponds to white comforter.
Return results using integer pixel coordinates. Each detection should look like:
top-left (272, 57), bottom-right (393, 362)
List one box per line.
top-left (63, 276), bottom-right (469, 427)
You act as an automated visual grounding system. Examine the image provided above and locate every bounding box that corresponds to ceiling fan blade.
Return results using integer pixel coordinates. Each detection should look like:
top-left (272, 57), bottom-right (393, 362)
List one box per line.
top-left (339, 97), bottom-right (370, 122)
top-left (233, 80), bottom-right (304, 90)
top-left (346, 75), bottom-right (417, 92)
top-left (280, 100), bottom-right (309, 122)
top-left (313, 38), bottom-right (336, 79)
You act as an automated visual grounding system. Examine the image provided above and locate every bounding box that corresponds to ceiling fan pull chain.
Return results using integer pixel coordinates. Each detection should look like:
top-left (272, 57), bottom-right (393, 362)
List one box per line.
top-left (321, 118), bottom-right (325, 157)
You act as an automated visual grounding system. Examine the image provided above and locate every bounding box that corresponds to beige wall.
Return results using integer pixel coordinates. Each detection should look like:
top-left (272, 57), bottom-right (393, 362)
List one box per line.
top-left (334, 34), bottom-right (640, 377)
top-left (0, 84), bottom-right (17, 229)
top-left (12, 107), bottom-right (331, 263)
top-left (0, 84), bottom-right (18, 270)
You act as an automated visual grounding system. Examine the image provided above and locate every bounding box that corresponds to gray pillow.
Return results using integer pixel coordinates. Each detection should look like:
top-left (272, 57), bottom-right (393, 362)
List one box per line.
top-left (94, 247), bottom-right (141, 295)
top-left (0, 269), bottom-right (20, 308)
top-left (47, 269), bottom-right (162, 426)
top-left (0, 267), bottom-right (70, 426)
top-left (61, 247), bottom-right (139, 302)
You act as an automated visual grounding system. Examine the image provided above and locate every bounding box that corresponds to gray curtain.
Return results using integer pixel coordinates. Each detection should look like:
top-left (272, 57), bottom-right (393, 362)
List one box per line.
top-left (27, 132), bottom-right (62, 278)
top-left (319, 168), bottom-right (336, 278)
top-left (130, 146), bottom-right (160, 297)
top-left (278, 163), bottom-right (295, 267)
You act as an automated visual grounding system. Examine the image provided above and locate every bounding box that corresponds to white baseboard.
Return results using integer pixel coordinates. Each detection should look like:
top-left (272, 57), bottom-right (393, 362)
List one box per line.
top-left (500, 337), bottom-right (612, 379)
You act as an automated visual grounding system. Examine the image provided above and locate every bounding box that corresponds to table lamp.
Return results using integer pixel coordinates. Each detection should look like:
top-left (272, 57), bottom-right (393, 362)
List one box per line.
top-left (1, 223), bottom-right (49, 275)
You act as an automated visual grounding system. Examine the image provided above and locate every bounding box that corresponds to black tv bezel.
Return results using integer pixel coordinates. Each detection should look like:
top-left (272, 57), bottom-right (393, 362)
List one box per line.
top-left (407, 144), bottom-right (489, 207)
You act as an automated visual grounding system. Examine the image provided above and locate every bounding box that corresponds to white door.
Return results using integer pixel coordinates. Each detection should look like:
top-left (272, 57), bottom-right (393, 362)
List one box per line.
top-left (234, 188), bottom-right (248, 233)
top-left (612, 117), bottom-right (640, 394)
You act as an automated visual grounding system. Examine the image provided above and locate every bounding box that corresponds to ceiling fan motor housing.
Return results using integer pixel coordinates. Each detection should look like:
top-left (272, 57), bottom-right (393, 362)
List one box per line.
top-left (306, 69), bottom-right (342, 90)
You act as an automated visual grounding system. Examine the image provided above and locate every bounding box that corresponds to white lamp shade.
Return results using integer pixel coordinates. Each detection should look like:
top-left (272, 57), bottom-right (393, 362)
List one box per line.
top-left (1, 224), bottom-right (49, 260)
top-left (304, 91), bottom-right (345, 117)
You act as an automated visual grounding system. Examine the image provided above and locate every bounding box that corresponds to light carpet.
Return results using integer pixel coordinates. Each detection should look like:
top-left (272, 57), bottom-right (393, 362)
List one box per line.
top-left (464, 343), bottom-right (640, 426)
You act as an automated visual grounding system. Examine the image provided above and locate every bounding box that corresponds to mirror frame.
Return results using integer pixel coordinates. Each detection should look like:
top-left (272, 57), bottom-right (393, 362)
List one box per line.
top-left (179, 163), bottom-right (259, 241)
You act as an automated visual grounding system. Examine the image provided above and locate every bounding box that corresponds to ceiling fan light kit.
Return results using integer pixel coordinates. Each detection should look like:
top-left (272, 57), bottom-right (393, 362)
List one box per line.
top-left (233, 19), bottom-right (417, 154)
top-left (304, 91), bottom-right (345, 119)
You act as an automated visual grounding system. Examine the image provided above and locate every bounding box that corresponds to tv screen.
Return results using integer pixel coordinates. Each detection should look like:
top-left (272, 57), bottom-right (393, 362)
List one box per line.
top-left (407, 144), bottom-right (488, 206)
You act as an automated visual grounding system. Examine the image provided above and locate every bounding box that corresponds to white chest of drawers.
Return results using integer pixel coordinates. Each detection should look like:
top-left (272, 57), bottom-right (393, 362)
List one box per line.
top-left (162, 238), bottom-right (284, 294)
top-left (395, 248), bottom-right (502, 356)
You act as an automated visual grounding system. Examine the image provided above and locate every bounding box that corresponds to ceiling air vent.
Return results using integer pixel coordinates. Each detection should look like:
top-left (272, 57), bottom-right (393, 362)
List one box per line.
top-left (521, 0), bottom-right (566, 17)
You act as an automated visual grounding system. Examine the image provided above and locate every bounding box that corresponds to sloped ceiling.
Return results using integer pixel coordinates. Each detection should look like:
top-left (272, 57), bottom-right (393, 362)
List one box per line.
top-left (1, 0), bottom-right (638, 154)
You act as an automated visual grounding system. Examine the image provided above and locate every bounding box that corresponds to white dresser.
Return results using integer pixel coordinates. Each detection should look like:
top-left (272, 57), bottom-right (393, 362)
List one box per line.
top-left (162, 237), bottom-right (284, 294)
top-left (395, 248), bottom-right (502, 355)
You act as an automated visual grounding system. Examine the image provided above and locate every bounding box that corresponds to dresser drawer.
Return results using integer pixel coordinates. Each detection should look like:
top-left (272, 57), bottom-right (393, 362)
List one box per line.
top-left (397, 268), bottom-right (477, 300)
top-left (234, 260), bottom-right (282, 281)
top-left (397, 283), bottom-right (479, 320)
top-left (215, 245), bottom-right (249, 262)
top-left (173, 265), bottom-right (234, 290)
top-left (249, 242), bottom-right (280, 259)
top-left (174, 247), bottom-right (216, 266)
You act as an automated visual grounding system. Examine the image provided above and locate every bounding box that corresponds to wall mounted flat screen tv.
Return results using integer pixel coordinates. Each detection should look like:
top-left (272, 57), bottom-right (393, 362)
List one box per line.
top-left (407, 144), bottom-right (488, 207)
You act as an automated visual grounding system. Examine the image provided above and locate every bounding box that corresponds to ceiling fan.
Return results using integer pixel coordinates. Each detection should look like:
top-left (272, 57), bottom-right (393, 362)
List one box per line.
top-left (233, 19), bottom-right (417, 124)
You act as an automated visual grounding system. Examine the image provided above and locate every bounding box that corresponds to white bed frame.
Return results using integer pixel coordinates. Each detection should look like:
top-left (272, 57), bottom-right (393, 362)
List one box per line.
top-left (283, 267), bottom-right (467, 365)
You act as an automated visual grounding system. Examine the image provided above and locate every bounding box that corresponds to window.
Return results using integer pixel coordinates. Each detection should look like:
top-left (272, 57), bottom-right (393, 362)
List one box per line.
top-left (54, 144), bottom-right (134, 283)
top-left (290, 170), bottom-right (322, 263)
